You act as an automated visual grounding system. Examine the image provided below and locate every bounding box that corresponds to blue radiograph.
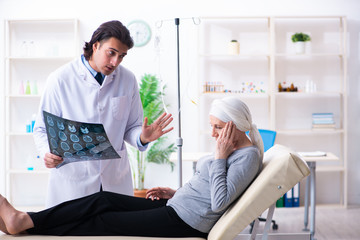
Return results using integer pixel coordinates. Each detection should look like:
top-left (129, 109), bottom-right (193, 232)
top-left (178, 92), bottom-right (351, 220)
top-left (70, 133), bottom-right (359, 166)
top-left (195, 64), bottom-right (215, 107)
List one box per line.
top-left (49, 127), bottom-right (56, 138)
top-left (64, 152), bottom-right (73, 158)
top-left (96, 135), bottom-right (106, 142)
top-left (57, 121), bottom-right (65, 130)
top-left (59, 131), bottom-right (67, 141)
top-left (73, 143), bottom-right (83, 151)
top-left (50, 138), bottom-right (58, 148)
top-left (68, 124), bottom-right (76, 133)
top-left (83, 135), bottom-right (93, 143)
top-left (80, 126), bottom-right (89, 134)
top-left (70, 134), bottom-right (80, 142)
top-left (47, 116), bottom-right (54, 126)
top-left (60, 142), bottom-right (70, 151)
top-left (43, 111), bottom-right (120, 168)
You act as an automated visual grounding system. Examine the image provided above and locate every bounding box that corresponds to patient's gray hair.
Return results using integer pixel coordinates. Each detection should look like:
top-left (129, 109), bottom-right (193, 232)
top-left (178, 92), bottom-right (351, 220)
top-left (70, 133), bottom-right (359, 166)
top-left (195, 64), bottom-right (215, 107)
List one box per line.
top-left (209, 97), bottom-right (264, 160)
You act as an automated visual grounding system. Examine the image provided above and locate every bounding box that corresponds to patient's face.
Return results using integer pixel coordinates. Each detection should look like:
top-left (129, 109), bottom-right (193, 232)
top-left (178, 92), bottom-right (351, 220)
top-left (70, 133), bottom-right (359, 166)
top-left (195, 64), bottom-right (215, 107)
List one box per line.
top-left (209, 115), bottom-right (226, 140)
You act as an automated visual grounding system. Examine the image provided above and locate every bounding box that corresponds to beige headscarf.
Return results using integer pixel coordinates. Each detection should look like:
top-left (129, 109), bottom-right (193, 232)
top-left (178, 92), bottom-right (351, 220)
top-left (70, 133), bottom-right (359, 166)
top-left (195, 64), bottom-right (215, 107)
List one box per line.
top-left (209, 97), bottom-right (264, 160)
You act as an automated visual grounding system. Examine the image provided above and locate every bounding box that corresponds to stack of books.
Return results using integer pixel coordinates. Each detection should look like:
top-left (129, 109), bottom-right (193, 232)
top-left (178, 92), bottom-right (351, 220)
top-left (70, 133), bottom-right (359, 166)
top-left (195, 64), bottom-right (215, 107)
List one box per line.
top-left (312, 113), bottom-right (335, 129)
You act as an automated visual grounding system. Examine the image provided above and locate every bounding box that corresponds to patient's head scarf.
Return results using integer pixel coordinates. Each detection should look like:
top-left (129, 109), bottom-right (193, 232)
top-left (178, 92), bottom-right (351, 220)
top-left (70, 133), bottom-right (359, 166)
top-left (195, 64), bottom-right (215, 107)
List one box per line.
top-left (209, 97), bottom-right (264, 160)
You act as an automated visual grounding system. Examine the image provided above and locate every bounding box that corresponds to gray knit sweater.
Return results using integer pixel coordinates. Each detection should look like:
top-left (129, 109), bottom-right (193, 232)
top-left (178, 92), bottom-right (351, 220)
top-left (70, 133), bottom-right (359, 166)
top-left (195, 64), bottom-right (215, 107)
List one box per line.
top-left (167, 145), bottom-right (262, 233)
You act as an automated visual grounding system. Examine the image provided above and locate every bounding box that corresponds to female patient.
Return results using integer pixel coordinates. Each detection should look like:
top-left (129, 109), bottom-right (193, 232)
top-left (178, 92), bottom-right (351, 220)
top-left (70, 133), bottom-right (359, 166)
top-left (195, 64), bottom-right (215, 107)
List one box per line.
top-left (0, 97), bottom-right (264, 238)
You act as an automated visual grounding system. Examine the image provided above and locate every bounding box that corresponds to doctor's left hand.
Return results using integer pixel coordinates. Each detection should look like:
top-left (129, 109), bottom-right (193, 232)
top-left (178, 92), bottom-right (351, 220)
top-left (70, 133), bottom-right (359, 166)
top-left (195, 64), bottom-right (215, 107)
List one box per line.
top-left (44, 152), bottom-right (63, 168)
top-left (140, 112), bottom-right (173, 145)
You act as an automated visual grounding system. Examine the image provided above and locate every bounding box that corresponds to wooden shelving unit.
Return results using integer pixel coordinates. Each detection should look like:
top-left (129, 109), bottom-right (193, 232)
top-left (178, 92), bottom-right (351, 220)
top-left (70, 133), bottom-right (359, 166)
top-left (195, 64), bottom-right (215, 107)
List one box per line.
top-left (3, 19), bottom-right (79, 208)
top-left (197, 16), bottom-right (347, 206)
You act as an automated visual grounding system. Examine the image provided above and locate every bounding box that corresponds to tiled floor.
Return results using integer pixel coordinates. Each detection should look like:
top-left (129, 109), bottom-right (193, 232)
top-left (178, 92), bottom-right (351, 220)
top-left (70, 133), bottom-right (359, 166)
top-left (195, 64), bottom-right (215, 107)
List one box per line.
top-left (253, 206), bottom-right (360, 240)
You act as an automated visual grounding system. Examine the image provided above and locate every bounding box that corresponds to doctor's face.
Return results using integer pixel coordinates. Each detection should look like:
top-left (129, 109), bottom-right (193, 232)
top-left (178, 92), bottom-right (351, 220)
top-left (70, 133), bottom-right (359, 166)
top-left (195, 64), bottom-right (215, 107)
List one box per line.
top-left (89, 37), bottom-right (128, 75)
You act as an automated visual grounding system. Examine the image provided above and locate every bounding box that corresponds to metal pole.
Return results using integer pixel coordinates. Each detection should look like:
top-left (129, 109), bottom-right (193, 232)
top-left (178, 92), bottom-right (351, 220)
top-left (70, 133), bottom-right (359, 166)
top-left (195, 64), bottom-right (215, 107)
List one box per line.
top-left (303, 174), bottom-right (310, 231)
top-left (310, 162), bottom-right (316, 240)
top-left (175, 18), bottom-right (183, 188)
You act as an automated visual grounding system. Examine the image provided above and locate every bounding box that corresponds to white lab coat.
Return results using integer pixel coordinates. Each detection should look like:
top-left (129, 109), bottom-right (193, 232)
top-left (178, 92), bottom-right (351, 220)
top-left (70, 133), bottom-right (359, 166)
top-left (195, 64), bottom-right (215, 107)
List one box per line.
top-left (33, 57), bottom-right (146, 208)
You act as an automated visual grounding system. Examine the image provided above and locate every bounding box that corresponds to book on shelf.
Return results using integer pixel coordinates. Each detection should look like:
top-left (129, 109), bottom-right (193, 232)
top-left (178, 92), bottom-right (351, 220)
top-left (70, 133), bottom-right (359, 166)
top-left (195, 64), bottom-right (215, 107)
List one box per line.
top-left (312, 113), bottom-right (333, 118)
top-left (312, 119), bottom-right (335, 124)
top-left (312, 125), bottom-right (336, 131)
top-left (312, 112), bottom-right (335, 129)
top-left (312, 123), bottom-right (336, 129)
top-left (276, 195), bottom-right (284, 208)
top-left (283, 184), bottom-right (300, 208)
top-left (284, 188), bottom-right (293, 207)
top-left (293, 183), bottom-right (300, 207)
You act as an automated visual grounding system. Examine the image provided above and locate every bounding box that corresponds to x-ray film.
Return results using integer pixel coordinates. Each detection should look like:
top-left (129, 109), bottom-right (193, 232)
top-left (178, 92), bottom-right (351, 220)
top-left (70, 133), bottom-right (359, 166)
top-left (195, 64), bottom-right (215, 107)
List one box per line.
top-left (43, 111), bottom-right (120, 168)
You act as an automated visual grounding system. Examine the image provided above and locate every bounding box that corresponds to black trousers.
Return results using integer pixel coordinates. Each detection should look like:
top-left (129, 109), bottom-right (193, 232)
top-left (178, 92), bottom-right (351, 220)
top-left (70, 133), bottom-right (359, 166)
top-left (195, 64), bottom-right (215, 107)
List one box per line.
top-left (27, 191), bottom-right (207, 238)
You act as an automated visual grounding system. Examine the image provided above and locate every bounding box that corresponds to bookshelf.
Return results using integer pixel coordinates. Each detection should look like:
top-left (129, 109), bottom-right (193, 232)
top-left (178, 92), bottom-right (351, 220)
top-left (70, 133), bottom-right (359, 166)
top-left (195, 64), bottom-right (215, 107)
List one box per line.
top-left (3, 19), bottom-right (79, 207)
top-left (197, 16), bottom-right (347, 206)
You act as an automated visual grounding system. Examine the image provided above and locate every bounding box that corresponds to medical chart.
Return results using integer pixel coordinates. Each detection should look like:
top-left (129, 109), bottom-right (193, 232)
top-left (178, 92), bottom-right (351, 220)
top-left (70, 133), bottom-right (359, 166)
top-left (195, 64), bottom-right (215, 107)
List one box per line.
top-left (43, 111), bottom-right (120, 168)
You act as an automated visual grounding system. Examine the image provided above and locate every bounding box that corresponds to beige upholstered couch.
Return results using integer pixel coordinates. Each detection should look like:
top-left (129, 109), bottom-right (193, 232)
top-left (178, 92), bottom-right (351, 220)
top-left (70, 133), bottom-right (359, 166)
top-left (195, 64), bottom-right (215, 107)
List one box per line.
top-left (0, 144), bottom-right (310, 240)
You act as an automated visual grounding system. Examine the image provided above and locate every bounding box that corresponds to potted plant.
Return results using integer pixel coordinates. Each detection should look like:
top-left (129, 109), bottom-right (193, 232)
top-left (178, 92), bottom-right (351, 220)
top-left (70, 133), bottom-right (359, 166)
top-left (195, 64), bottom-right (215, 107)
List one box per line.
top-left (129, 74), bottom-right (176, 197)
top-left (291, 32), bottom-right (311, 54)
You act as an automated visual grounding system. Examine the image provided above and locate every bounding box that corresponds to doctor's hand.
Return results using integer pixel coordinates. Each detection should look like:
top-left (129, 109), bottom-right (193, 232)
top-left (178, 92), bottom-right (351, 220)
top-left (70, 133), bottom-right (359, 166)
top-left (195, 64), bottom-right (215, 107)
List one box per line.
top-left (140, 112), bottom-right (174, 145)
top-left (146, 187), bottom-right (176, 201)
top-left (215, 121), bottom-right (237, 160)
top-left (44, 152), bottom-right (63, 168)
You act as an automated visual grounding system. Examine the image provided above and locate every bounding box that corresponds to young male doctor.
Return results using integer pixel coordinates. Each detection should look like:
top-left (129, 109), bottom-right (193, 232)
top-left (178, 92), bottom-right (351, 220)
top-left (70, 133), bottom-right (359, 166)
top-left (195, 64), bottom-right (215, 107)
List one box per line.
top-left (33, 20), bottom-right (173, 208)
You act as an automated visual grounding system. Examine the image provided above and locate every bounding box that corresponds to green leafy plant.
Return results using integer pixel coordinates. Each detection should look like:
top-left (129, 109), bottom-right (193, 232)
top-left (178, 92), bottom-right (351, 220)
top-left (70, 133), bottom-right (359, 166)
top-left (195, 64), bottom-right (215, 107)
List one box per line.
top-left (129, 74), bottom-right (176, 190)
top-left (291, 32), bottom-right (311, 42)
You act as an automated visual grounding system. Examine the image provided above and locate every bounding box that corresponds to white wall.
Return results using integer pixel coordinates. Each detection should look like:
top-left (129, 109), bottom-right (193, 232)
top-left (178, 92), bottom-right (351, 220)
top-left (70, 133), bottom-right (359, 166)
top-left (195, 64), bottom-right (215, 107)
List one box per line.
top-left (0, 0), bottom-right (359, 205)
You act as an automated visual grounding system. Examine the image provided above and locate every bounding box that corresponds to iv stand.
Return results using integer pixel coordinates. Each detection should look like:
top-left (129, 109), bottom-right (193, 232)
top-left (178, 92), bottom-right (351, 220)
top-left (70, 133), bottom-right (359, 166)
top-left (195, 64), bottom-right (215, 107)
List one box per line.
top-left (175, 18), bottom-right (183, 188)
top-left (156, 17), bottom-right (200, 188)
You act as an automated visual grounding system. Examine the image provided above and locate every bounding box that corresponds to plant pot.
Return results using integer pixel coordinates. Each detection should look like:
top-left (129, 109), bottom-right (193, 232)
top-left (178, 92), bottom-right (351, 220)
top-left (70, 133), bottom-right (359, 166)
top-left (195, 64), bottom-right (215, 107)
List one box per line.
top-left (294, 41), bottom-right (306, 54)
top-left (134, 188), bottom-right (148, 198)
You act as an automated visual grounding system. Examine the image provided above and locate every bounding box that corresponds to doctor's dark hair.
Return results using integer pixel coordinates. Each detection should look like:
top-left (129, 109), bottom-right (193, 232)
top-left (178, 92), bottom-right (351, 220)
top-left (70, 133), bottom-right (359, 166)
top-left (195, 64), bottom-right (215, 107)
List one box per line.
top-left (83, 20), bottom-right (134, 60)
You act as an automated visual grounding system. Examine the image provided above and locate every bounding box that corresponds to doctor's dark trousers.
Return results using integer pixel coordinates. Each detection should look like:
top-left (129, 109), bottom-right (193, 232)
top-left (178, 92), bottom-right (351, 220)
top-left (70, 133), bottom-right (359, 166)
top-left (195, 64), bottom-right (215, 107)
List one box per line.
top-left (27, 191), bottom-right (207, 238)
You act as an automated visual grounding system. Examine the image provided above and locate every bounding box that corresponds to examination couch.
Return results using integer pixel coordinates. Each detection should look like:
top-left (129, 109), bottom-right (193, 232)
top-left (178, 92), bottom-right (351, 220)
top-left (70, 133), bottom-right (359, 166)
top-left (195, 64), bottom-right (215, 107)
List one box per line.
top-left (0, 144), bottom-right (310, 240)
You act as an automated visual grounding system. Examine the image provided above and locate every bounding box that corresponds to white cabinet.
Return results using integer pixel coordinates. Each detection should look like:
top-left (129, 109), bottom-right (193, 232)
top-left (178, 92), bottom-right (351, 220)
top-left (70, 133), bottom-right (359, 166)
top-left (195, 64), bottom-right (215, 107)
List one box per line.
top-left (198, 16), bottom-right (347, 206)
top-left (4, 19), bottom-right (79, 207)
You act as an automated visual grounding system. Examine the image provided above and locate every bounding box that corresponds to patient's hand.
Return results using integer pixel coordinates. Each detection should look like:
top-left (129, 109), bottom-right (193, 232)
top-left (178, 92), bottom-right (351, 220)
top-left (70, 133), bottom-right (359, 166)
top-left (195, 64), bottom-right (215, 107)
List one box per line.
top-left (215, 121), bottom-right (236, 160)
top-left (146, 187), bottom-right (176, 201)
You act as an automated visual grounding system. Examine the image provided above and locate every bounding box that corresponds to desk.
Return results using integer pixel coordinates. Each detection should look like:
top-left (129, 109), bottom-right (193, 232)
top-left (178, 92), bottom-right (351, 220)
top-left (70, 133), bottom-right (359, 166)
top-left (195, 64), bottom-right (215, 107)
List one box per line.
top-left (300, 152), bottom-right (340, 240)
top-left (171, 151), bottom-right (340, 240)
top-left (170, 152), bottom-right (211, 173)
